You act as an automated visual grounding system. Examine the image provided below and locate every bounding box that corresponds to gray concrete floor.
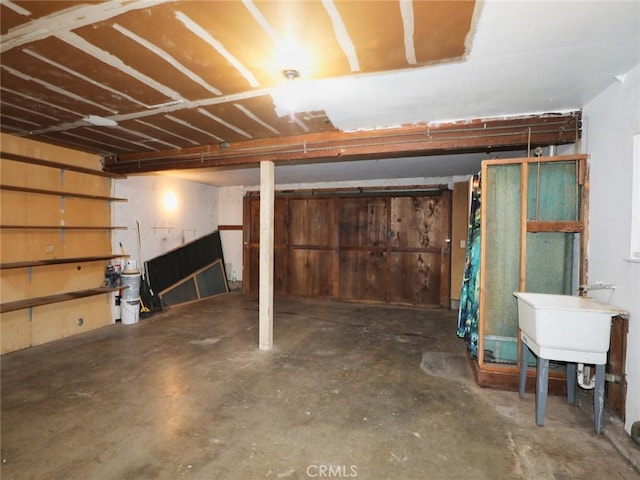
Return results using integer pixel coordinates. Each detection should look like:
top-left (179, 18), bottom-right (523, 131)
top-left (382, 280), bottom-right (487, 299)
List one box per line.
top-left (2, 293), bottom-right (639, 480)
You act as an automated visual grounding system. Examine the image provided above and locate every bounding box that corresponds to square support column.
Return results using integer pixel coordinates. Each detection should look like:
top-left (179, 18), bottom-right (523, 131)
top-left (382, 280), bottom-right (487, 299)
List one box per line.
top-left (259, 160), bottom-right (275, 350)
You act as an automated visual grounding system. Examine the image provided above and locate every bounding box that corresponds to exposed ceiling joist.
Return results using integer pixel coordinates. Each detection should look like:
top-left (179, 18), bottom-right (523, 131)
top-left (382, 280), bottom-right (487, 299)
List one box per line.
top-left (104, 112), bottom-right (581, 174)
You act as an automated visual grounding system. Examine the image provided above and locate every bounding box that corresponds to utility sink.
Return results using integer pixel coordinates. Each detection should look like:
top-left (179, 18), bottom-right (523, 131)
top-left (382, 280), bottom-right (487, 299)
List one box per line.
top-left (514, 292), bottom-right (627, 434)
top-left (513, 292), bottom-right (626, 364)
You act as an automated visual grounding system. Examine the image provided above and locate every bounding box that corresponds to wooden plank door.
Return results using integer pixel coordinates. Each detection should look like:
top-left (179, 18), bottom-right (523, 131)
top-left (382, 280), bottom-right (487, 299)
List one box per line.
top-left (287, 198), bottom-right (334, 297)
top-left (245, 196), bottom-right (289, 294)
top-left (388, 194), bottom-right (451, 307)
top-left (338, 197), bottom-right (388, 302)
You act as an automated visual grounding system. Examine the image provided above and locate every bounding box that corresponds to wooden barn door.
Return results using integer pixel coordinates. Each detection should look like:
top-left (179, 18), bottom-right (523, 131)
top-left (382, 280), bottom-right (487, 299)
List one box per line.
top-left (388, 195), bottom-right (450, 307)
top-left (245, 190), bottom-right (451, 308)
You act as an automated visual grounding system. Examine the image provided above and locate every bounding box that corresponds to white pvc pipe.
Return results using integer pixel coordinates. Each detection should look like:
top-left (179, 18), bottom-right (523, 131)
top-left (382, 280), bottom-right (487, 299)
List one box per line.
top-left (577, 363), bottom-right (596, 389)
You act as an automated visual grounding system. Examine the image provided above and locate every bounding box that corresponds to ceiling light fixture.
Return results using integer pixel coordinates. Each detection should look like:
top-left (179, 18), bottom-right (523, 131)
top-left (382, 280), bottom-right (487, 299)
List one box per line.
top-left (282, 69), bottom-right (300, 81)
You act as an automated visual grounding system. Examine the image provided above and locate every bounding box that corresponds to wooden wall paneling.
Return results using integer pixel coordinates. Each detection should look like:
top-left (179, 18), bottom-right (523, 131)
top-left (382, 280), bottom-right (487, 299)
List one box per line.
top-left (63, 171), bottom-right (111, 197)
top-left (391, 196), bottom-right (445, 249)
top-left (62, 230), bottom-right (112, 257)
top-left (607, 315), bottom-right (628, 420)
top-left (440, 190), bottom-right (452, 308)
top-left (246, 197), bottom-right (289, 294)
top-left (339, 197), bottom-right (388, 248)
top-left (30, 262), bottom-right (105, 299)
top-left (0, 229), bottom-right (30, 264)
top-left (339, 251), bottom-right (387, 301)
top-left (60, 197), bottom-right (112, 227)
top-left (338, 197), bottom-right (388, 302)
top-left (248, 247), bottom-right (260, 293)
top-left (288, 249), bottom-right (333, 297)
top-left (389, 194), bottom-right (450, 307)
top-left (287, 198), bottom-right (333, 297)
top-left (0, 136), bottom-right (118, 354)
top-left (450, 181), bottom-right (470, 303)
top-left (30, 295), bottom-right (111, 347)
top-left (331, 197), bottom-right (340, 298)
top-left (274, 247), bottom-right (288, 295)
top-left (0, 310), bottom-right (31, 354)
top-left (0, 268), bottom-right (30, 304)
top-left (244, 247), bottom-right (286, 294)
top-left (242, 195), bottom-right (251, 294)
top-left (389, 252), bottom-right (442, 305)
top-left (288, 198), bottom-right (334, 247)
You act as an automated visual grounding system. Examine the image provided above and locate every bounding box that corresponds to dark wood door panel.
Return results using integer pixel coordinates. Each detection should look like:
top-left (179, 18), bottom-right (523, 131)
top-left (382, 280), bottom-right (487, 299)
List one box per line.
top-left (339, 197), bottom-right (388, 247)
top-left (248, 246), bottom-right (288, 294)
top-left (289, 198), bottom-right (334, 246)
top-left (245, 190), bottom-right (451, 307)
top-left (389, 252), bottom-right (442, 305)
top-left (289, 249), bottom-right (333, 297)
top-left (391, 196), bottom-right (446, 249)
top-left (248, 197), bottom-right (289, 245)
top-left (339, 251), bottom-right (386, 302)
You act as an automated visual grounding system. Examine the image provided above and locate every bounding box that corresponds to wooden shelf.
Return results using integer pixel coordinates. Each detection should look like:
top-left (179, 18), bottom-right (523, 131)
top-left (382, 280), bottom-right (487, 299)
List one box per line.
top-left (1, 255), bottom-right (127, 270)
top-left (0, 184), bottom-right (127, 202)
top-left (1, 225), bottom-right (126, 230)
top-left (0, 151), bottom-right (127, 179)
top-left (0, 286), bottom-right (127, 313)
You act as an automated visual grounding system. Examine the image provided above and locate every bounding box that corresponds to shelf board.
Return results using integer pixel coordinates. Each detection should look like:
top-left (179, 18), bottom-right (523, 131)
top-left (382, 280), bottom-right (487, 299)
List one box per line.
top-left (0, 255), bottom-right (127, 270)
top-left (0, 286), bottom-right (127, 313)
top-left (0, 184), bottom-right (127, 202)
top-left (0, 152), bottom-right (127, 179)
top-left (0, 225), bottom-right (127, 230)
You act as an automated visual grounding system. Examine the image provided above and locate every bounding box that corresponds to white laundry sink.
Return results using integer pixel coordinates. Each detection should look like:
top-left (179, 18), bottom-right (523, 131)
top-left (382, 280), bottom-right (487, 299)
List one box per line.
top-left (513, 292), bottom-right (626, 364)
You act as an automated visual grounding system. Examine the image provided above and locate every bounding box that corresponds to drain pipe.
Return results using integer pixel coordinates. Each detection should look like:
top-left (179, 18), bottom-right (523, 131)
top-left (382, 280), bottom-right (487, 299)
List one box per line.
top-left (577, 363), bottom-right (596, 389)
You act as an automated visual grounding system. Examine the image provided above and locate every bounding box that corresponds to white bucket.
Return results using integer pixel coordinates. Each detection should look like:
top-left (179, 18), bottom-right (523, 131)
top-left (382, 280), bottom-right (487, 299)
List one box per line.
top-left (121, 272), bottom-right (141, 302)
top-left (125, 259), bottom-right (137, 271)
top-left (122, 299), bottom-right (140, 325)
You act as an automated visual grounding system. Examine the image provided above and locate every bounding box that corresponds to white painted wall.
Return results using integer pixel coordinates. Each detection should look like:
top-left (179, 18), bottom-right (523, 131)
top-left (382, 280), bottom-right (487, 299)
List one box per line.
top-left (112, 175), bottom-right (219, 269)
top-left (218, 186), bottom-right (245, 281)
top-left (583, 62), bottom-right (640, 434)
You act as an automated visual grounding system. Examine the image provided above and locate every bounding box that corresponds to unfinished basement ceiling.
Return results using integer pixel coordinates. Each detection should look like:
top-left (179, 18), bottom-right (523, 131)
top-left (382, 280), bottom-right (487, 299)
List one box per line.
top-left (1, 1), bottom-right (639, 186)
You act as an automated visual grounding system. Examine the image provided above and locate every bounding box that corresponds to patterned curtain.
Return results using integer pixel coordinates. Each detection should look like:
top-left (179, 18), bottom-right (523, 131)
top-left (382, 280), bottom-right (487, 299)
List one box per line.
top-left (457, 176), bottom-right (481, 358)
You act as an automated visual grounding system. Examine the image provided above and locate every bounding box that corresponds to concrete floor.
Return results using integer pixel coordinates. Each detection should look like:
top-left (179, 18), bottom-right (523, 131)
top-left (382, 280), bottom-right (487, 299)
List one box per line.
top-left (2, 293), bottom-right (639, 480)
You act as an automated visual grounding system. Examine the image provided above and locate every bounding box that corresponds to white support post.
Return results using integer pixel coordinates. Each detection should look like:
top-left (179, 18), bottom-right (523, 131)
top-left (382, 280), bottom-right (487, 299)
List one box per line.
top-left (259, 160), bottom-right (275, 350)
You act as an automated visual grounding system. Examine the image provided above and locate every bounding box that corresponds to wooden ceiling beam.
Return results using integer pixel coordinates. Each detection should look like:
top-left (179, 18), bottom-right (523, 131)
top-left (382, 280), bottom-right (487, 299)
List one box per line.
top-left (103, 111), bottom-right (581, 174)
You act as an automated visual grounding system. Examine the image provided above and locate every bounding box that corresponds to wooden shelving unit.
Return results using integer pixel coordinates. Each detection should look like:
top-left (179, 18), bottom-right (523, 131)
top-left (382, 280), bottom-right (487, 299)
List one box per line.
top-left (0, 255), bottom-right (128, 270)
top-left (0, 150), bottom-right (127, 315)
top-left (0, 184), bottom-right (127, 202)
top-left (1, 225), bottom-right (126, 230)
top-left (0, 151), bottom-right (126, 179)
top-left (0, 286), bottom-right (128, 314)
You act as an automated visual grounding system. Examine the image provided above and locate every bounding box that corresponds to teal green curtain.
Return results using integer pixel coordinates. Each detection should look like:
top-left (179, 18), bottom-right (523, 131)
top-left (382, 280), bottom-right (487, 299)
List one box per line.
top-left (457, 179), bottom-right (481, 358)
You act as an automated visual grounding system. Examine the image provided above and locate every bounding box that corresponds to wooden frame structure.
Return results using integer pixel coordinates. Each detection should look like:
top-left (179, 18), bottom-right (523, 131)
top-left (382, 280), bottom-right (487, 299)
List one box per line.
top-left (474, 154), bottom-right (589, 392)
